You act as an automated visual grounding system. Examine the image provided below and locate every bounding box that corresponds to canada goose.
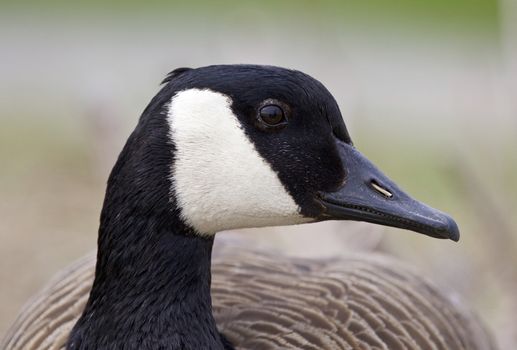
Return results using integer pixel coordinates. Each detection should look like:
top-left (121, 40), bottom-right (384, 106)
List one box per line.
top-left (1, 65), bottom-right (494, 350)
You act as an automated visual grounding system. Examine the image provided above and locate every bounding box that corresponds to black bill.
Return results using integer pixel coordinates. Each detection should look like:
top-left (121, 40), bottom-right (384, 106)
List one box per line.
top-left (318, 141), bottom-right (460, 241)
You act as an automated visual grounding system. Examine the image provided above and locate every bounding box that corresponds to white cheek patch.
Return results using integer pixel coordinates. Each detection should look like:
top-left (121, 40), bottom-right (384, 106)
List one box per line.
top-left (167, 88), bottom-right (310, 235)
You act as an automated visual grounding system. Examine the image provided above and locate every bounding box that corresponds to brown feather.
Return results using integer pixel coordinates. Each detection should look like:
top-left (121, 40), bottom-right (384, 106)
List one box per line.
top-left (1, 245), bottom-right (495, 350)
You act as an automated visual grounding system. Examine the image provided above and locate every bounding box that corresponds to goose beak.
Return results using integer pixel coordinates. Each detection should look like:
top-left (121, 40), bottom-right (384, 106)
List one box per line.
top-left (318, 141), bottom-right (460, 241)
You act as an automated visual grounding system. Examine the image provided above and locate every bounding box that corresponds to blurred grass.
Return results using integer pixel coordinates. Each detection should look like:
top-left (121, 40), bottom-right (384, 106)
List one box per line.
top-left (0, 0), bottom-right (500, 41)
top-left (0, 0), bottom-right (499, 23)
top-left (0, 118), bottom-right (91, 180)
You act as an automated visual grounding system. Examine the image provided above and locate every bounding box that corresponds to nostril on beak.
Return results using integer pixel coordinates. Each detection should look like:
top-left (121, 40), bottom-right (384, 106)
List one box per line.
top-left (370, 180), bottom-right (393, 198)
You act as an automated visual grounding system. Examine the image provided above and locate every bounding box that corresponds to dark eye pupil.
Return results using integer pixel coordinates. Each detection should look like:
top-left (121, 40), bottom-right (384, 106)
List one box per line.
top-left (259, 105), bottom-right (285, 125)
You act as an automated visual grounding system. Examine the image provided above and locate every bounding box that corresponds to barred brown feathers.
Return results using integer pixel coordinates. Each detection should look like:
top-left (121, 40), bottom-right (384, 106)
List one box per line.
top-left (1, 244), bottom-right (495, 350)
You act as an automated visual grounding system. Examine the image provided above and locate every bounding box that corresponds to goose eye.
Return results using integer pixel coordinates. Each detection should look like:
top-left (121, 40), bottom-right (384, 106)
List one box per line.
top-left (259, 105), bottom-right (286, 126)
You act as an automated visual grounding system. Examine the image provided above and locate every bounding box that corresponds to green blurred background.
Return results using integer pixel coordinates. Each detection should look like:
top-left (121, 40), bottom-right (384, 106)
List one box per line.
top-left (1, 0), bottom-right (516, 347)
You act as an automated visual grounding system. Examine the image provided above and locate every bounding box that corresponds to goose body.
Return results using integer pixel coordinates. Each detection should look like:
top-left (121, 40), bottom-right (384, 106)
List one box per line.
top-left (2, 246), bottom-right (495, 350)
top-left (1, 65), bottom-right (493, 349)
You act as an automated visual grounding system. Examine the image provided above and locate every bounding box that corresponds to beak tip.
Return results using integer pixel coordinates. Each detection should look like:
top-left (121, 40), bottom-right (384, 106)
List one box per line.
top-left (443, 216), bottom-right (460, 242)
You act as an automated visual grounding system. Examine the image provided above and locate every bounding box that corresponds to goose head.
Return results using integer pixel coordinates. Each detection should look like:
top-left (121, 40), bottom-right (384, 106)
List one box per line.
top-left (122, 64), bottom-right (458, 241)
top-left (67, 64), bottom-right (460, 349)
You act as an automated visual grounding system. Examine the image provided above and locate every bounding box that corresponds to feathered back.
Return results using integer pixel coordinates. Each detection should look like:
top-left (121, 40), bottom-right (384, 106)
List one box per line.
top-left (1, 245), bottom-right (495, 350)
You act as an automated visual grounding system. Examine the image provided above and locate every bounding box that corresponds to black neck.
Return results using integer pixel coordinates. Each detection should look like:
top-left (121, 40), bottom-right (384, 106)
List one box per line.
top-left (67, 93), bottom-right (230, 349)
top-left (67, 216), bottom-right (226, 350)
